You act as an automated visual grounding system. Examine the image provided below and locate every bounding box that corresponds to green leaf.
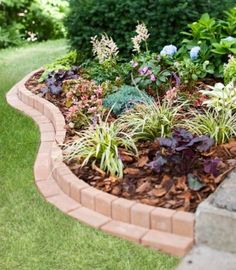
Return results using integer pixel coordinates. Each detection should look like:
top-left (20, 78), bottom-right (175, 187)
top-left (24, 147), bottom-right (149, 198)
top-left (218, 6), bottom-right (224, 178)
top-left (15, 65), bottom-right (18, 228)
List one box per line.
top-left (187, 174), bottom-right (205, 191)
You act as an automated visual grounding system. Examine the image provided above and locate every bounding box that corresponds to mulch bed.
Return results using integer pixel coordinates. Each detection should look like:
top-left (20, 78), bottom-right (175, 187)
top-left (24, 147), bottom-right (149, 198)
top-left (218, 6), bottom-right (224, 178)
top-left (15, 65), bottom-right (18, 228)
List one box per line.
top-left (26, 71), bottom-right (236, 212)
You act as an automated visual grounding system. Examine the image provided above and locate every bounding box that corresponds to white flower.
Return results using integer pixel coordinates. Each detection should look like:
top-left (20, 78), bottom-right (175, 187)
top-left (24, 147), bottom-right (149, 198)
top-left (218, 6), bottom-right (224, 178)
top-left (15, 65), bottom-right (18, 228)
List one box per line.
top-left (90, 34), bottom-right (119, 64)
top-left (132, 22), bottom-right (150, 53)
top-left (223, 36), bottom-right (235, 41)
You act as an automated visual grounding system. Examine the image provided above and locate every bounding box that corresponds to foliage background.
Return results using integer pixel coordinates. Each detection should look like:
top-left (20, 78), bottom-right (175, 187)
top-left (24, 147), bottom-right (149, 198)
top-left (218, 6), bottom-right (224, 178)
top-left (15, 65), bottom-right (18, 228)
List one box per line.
top-left (0, 0), bottom-right (68, 48)
top-left (65, 0), bottom-right (236, 58)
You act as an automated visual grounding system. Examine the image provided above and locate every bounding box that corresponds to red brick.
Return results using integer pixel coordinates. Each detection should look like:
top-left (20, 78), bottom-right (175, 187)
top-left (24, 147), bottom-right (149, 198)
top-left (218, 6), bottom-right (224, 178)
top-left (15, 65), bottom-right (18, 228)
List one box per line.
top-left (141, 229), bottom-right (193, 256)
top-left (69, 207), bottom-right (111, 228)
top-left (131, 203), bottom-right (155, 228)
top-left (112, 198), bottom-right (136, 223)
top-left (81, 187), bottom-right (102, 210)
top-left (95, 193), bottom-right (118, 217)
top-left (47, 193), bottom-right (80, 213)
top-left (101, 220), bottom-right (148, 243)
top-left (36, 178), bottom-right (61, 198)
top-left (151, 207), bottom-right (176, 232)
top-left (52, 163), bottom-right (71, 179)
top-left (70, 180), bottom-right (89, 203)
top-left (172, 212), bottom-right (195, 237)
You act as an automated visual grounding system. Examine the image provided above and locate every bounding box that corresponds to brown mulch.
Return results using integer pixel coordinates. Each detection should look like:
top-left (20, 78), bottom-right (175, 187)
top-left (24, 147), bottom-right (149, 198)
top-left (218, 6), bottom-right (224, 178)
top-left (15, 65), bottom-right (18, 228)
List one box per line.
top-left (26, 71), bottom-right (236, 213)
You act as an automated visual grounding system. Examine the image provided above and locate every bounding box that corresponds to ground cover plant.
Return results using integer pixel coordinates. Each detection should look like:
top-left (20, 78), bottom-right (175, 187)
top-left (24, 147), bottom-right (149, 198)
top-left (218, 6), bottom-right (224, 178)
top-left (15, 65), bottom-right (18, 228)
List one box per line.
top-left (0, 40), bottom-right (178, 269)
top-left (27, 7), bottom-right (236, 212)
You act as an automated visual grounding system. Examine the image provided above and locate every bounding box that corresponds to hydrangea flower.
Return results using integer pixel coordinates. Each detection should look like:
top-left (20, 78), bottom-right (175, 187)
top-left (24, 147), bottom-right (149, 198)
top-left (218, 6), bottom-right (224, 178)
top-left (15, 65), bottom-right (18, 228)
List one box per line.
top-left (160, 45), bottom-right (177, 57)
top-left (222, 36), bottom-right (234, 41)
top-left (190, 46), bottom-right (201, 60)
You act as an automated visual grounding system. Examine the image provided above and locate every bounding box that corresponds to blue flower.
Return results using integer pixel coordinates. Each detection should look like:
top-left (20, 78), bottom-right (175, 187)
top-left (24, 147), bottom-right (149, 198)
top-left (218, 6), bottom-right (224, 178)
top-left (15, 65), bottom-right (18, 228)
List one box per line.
top-left (190, 46), bottom-right (201, 60)
top-left (160, 45), bottom-right (177, 57)
top-left (222, 36), bottom-right (234, 41)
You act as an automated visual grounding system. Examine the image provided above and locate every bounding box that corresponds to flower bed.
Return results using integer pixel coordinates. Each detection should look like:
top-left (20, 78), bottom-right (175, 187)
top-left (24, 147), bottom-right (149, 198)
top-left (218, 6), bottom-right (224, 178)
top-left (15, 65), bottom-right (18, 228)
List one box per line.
top-left (26, 15), bottom-right (236, 213)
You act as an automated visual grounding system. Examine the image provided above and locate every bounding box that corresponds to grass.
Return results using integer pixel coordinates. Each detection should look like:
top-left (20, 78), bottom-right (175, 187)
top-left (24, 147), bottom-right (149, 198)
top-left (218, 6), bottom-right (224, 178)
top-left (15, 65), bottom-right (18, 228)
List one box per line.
top-left (0, 40), bottom-right (179, 270)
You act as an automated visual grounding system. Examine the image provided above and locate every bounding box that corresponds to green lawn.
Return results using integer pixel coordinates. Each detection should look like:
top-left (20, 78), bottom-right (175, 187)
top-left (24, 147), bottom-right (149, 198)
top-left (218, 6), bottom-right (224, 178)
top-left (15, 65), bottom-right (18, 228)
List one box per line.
top-left (0, 40), bottom-right (179, 270)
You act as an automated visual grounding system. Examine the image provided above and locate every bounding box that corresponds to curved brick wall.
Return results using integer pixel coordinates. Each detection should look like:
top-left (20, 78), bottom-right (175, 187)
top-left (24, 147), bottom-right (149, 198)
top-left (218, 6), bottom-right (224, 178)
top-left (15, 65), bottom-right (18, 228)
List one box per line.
top-left (6, 70), bottom-right (194, 256)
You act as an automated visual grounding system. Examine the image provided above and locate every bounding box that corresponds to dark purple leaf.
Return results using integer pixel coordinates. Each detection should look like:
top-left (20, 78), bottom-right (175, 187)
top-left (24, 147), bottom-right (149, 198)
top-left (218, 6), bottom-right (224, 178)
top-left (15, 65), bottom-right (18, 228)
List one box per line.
top-left (147, 156), bottom-right (167, 173)
top-left (204, 158), bottom-right (221, 177)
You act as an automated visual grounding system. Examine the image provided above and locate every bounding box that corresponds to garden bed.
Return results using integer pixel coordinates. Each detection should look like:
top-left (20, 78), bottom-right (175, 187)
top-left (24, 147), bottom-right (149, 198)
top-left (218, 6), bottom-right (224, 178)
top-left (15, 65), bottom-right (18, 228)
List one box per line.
top-left (25, 70), bottom-right (236, 213)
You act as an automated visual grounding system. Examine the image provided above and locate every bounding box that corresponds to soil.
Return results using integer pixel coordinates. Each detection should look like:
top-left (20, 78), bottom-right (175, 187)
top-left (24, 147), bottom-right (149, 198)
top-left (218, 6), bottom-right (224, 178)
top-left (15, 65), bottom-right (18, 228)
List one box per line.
top-left (26, 71), bottom-right (236, 212)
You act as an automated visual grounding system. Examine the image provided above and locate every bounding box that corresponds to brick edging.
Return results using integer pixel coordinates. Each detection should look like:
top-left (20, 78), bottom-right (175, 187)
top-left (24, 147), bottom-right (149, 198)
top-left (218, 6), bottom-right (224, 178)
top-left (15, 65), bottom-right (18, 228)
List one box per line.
top-left (6, 70), bottom-right (194, 256)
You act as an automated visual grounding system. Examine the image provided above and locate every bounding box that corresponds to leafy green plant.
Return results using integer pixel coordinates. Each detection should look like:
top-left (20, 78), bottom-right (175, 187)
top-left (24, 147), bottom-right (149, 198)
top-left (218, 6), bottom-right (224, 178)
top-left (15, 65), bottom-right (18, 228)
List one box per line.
top-left (131, 52), bottom-right (172, 95)
top-left (62, 116), bottom-right (137, 177)
top-left (39, 50), bottom-right (78, 82)
top-left (224, 56), bottom-right (236, 83)
top-left (181, 109), bottom-right (236, 144)
top-left (181, 10), bottom-right (236, 77)
top-left (174, 58), bottom-right (211, 89)
top-left (200, 81), bottom-right (236, 112)
top-left (118, 100), bottom-right (182, 141)
top-left (103, 85), bottom-right (153, 115)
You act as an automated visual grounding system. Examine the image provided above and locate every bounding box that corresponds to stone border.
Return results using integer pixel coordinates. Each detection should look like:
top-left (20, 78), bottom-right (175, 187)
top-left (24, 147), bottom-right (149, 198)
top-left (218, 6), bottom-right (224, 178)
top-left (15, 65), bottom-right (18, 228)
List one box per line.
top-left (6, 70), bottom-right (194, 256)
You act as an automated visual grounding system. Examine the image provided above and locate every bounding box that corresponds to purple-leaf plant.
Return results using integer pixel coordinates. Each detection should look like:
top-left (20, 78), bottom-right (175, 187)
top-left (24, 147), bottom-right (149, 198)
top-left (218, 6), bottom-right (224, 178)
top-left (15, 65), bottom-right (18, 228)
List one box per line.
top-left (148, 128), bottom-right (220, 178)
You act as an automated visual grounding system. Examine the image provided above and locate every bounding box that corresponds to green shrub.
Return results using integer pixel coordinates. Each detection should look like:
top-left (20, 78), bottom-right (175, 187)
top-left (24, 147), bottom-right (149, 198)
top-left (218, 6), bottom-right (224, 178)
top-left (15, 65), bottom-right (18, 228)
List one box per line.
top-left (0, 0), bottom-right (68, 48)
top-left (103, 85), bottom-right (153, 115)
top-left (65, 0), bottom-right (235, 58)
top-left (224, 56), bottom-right (236, 83)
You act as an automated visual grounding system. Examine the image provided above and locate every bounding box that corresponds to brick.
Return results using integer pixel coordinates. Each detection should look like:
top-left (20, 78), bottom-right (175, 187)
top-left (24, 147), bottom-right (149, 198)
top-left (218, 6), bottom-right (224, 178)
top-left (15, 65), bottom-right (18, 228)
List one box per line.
top-left (33, 95), bottom-right (45, 113)
top-left (95, 193), bottom-right (118, 217)
top-left (43, 102), bottom-right (56, 122)
top-left (40, 131), bottom-right (55, 142)
top-left (47, 193), bottom-right (80, 213)
top-left (70, 180), bottom-right (89, 203)
top-left (173, 212), bottom-right (195, 237)
top-left (21, 91), bottom-right (34, 106)
top-left (38, 141), bottom-right (53, 154)
top-left (81, 187), bottom-right (102, 210)
top-left (56, 171), bottom-right (75, 195)
top-left (131, 203), bottom-right (155, 228)
top-left (33, 115), bottom-right (50, 125)
top-left (141, 230), bottom-right (193, 256)
top-left (34, 154), bottom-right (51, 181)
top-left (101, 220), bottom-right (148, 243)
top-left (55, 130), bottom-right (66, 144)
top-left (36, 177), bottom-right (61, 198)
top-left (23, 106), bottom-right (41, 117)
top-left (52, 163), bottom-right (71, 179)
top-left (151, 207), bottom-right (176, 232)
top-left (69, 207), bottom-right (111, 228)
top-left (112, 198), bottom-right (136, 223)
top-left (39, 123), bottom-right (54, 133)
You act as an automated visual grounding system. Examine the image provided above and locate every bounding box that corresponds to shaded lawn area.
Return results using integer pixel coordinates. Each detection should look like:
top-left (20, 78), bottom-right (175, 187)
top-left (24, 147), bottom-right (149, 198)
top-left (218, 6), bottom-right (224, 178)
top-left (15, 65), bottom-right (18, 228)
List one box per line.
top-left (0, 40), bottom-right (179, 270)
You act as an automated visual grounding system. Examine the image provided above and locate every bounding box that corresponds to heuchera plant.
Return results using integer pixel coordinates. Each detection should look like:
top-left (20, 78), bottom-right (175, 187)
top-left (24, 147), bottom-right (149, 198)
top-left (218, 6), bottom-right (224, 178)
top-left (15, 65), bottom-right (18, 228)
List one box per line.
top-left (148, 128), bottom-right (220, 177)
top-left (42, 67), bottom-right (80, 95)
